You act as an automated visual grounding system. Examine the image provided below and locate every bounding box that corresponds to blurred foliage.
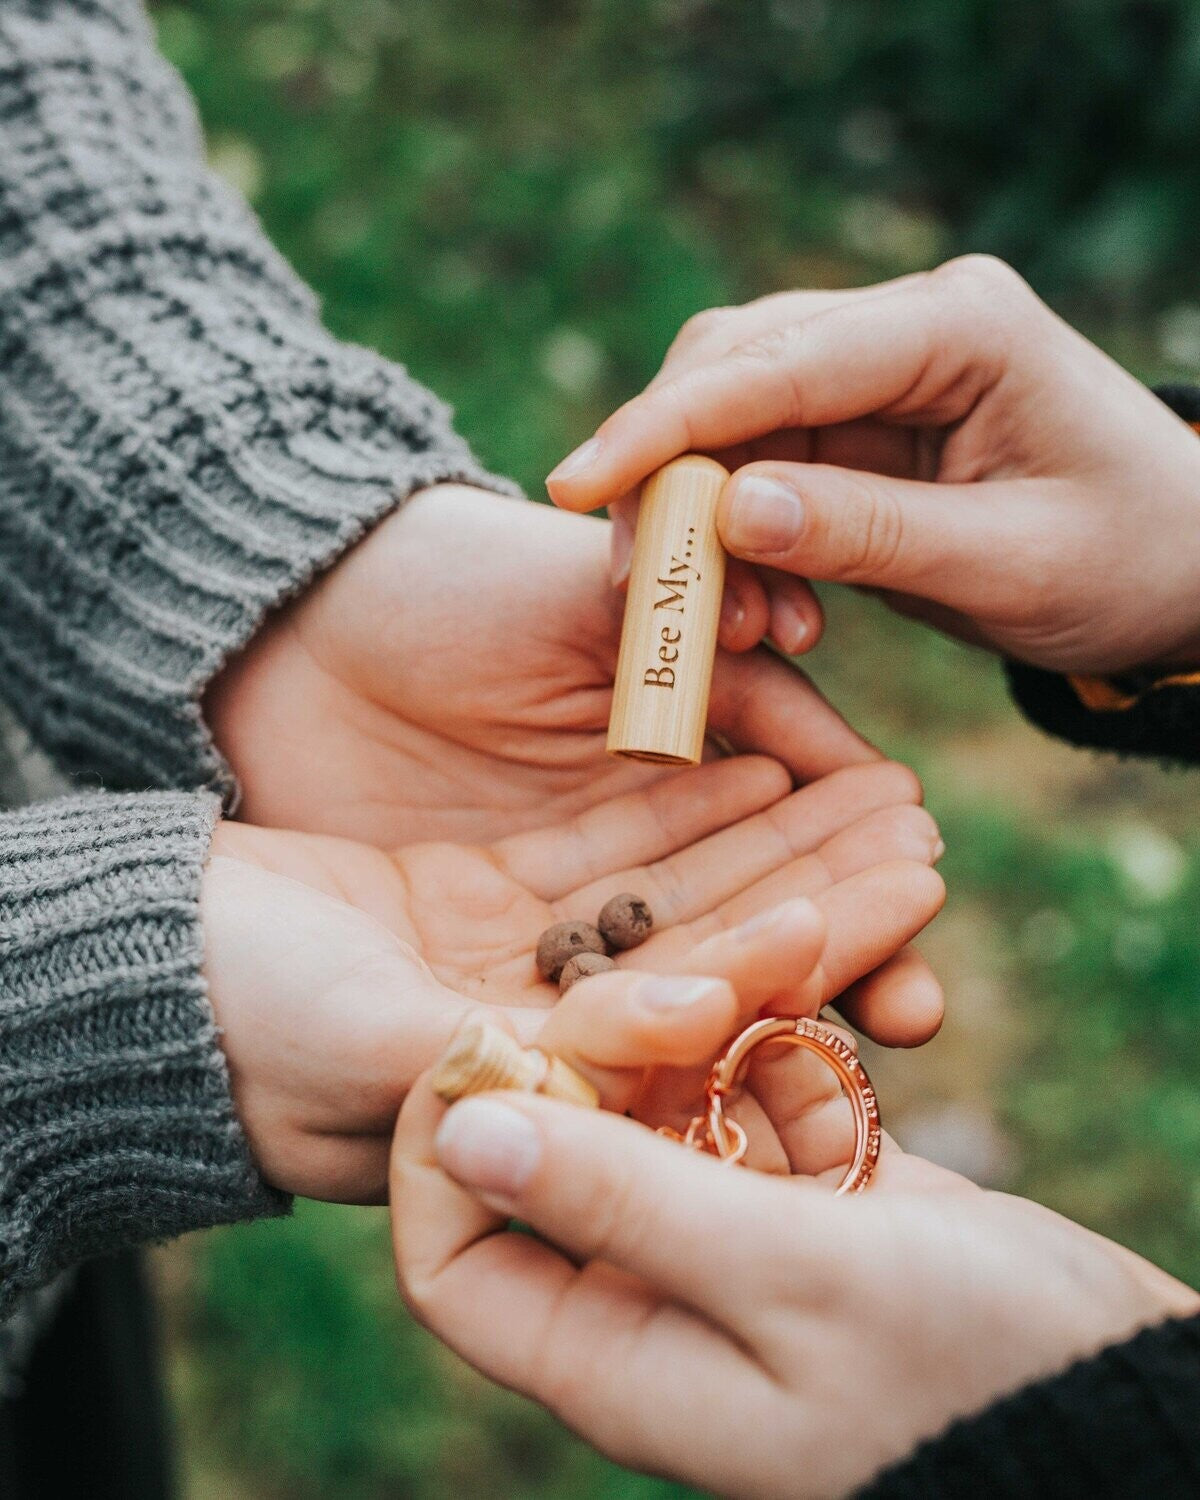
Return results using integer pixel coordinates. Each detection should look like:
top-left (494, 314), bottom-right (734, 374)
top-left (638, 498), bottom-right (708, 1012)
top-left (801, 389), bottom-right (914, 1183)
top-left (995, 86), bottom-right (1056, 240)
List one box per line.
top-left (174, 1201), bottom-right (697, 1500)
top-left (154, 0), bottom-right (1200, 494)
top-left (146, 1), bottom-right (1200, 1496)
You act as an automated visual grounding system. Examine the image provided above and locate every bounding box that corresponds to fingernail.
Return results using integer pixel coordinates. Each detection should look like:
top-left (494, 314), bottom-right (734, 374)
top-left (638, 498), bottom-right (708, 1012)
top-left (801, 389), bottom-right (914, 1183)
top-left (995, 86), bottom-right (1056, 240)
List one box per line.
top-left (611, 511), bottom-right (634, 588)
top-left (548, 436), bottom-right (604, 487)
top-left (724, 477), bottom-right (803, 554)
top-left (933, 837), bottom-right (946, 861)
top-left (719, 589), bottom-right (746, 637)
top-left (772, 601), bottom-right (809, 654)
top-left (435, 1098), bottom-right (541, 1199)
top-left (638, 975), bottom-right (723, 1012)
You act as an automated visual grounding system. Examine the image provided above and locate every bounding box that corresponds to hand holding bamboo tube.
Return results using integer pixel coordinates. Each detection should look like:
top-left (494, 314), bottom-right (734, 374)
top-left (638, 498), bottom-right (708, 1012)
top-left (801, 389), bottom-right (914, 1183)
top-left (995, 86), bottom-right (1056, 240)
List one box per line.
top-left (607, 455), bottom-right (729, 766)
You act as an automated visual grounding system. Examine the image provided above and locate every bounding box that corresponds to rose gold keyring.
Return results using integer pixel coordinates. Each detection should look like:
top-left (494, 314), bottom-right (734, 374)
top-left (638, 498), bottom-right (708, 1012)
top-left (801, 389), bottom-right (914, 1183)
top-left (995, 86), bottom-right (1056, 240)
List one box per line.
top-left (702, 1016), bottom-right (882, 1195)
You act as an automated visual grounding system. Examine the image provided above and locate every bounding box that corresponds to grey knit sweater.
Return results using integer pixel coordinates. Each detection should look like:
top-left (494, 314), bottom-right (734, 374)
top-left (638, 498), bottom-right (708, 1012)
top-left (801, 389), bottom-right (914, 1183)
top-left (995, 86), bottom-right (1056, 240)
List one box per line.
top-left (0, 0), bottom-right (511, 1384)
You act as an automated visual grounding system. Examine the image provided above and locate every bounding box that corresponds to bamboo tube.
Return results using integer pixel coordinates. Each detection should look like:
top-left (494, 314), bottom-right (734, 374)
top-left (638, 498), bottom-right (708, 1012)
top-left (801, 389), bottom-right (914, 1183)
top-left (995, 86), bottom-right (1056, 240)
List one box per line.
top-left (607, 455), bottom-right (729, 765)
top-left (431, 1018), bottom-right (600, 1109)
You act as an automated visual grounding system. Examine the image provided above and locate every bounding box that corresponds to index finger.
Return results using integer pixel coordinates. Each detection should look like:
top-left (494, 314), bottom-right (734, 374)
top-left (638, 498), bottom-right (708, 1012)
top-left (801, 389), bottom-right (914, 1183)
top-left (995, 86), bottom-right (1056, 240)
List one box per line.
top-left (545, 263), bottom-right (1017, 513)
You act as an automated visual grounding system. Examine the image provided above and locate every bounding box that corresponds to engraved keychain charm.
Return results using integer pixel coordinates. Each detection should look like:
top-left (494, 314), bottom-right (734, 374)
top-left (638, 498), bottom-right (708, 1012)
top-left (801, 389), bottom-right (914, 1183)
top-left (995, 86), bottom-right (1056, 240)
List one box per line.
top-left (664, 1016), bottom-right (883, 1195)
top-left (608, 455), bottom-right (729, 765)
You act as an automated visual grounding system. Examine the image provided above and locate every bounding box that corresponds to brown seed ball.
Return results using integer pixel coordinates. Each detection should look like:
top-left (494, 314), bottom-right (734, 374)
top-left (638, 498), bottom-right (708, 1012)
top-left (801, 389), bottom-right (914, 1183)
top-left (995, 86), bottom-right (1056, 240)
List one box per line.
top-left (597, 892), bottom-right (654, 951)
top-left (536, 920), bottom-right (607, 982)
top-left (559, 951), bottom-right (617, 993)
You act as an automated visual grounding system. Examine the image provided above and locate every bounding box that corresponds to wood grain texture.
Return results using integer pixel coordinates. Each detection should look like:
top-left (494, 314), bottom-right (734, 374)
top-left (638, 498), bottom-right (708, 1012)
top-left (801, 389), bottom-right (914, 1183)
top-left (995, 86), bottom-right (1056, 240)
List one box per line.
top-left (607, 455), bottom-right (729, 765)
top-left (431, 1018), bottom-right (600, 1109)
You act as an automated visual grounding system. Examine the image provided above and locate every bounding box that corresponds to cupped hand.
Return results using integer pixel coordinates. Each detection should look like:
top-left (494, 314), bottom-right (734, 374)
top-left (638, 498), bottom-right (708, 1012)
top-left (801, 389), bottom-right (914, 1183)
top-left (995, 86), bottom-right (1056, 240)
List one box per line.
top-left (393, 1013), bottom-right (1198, 1500)
top-left (547, 256), bottom-right (1200, 676)
top-left (204, 756), bottom-right (944, 1202)
top-left (206, 484), bottom-right (875, 850)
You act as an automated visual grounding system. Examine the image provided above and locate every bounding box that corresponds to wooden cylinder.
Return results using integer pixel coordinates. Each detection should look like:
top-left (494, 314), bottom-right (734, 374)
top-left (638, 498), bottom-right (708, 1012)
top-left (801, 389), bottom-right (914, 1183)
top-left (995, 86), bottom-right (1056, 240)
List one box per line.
top-left (607, 455), bottom-right (729, 766)
top-left (431, 1018), bottom-right (600, 1109)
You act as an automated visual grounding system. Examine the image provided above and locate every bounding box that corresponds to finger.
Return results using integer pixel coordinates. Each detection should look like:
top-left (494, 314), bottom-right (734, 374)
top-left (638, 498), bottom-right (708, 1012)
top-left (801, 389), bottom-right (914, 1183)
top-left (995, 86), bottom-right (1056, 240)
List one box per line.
top-left (811, 415), bottom-right (935, 480)
top-left (661, 798), bottom-right (941, 939)
top-left (696, 419), bottom-right (929, 495)
top-left (719, 461), bottom-right (1055, 611)
top-left (651, 291), bottom-right (858, 385)
top-left (632, 856), bottom-right (942, 1139)
top-left (746, 1020), bottom-right (861, 1178)
top-left (566, 760), bottom-right (926, 927)
top-left (493, 754), bottom-right (790, 902)
top-left (718, 557), bottom-right (772, 652)
top-left (392, 1082), bottom-right (768, 1482)
top-left (608, 491), bottom-right (639, 588)
top-left (763, 568), bottom-right (824, 655)
top-left (669, 896), bottom-right (826, 1013)
top-left (707, 644), bottom-right (879, 778)
top-left (415, 1092), bottom-right (811, 1323)
top-left (546, 275), bottom-right (941, 508)
top-left (535, 970), bottom-right (741, 1110)
top-left (795, 862), bottom-right (946, 1010)
top-left (540, 898), bottom-right (828, 1115)
top-left (728, 860), bottom-right (944, 1018)
top-left (835, 945), bottom-right (945, 1047)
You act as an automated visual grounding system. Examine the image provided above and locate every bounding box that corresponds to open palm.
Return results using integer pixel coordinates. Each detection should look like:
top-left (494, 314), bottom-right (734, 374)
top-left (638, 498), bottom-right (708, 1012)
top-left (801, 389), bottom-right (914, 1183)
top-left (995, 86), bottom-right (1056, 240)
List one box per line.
top-left (204, 756), bottom-right (941, 1202)
top-left (206, 486), bottom-right (874, 849)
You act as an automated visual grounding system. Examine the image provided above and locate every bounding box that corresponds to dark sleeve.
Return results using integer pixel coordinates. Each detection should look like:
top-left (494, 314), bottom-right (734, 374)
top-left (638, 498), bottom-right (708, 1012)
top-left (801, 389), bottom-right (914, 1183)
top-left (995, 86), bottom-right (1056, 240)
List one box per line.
top-left (0, 1), bottom-right (518, 799)
top-left (1005, 384), bottom-right (1200, 764)
top-left (859, 1312), bottom-right (1200, 1499)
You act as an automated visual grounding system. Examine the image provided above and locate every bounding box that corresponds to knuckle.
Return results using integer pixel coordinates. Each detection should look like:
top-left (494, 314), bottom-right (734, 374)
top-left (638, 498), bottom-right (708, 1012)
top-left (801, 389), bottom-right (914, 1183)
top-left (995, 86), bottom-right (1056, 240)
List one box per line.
top-left (673, 305), bottom-right (734, 350)
top-left (832, 475), bottom-right (906, 579)
top-left (879, 759), bottom-right (925, 806)
top-left (585, 1156), bottom-right (645, 1266)
top-left (734, 324), bottom-right (796, 366)
top-left (931, 254), bottom-right (1039, 334)
top-left (936, 253), bottom-right (1025, 296)
top-left (731, 327), bottom-right (807, 421)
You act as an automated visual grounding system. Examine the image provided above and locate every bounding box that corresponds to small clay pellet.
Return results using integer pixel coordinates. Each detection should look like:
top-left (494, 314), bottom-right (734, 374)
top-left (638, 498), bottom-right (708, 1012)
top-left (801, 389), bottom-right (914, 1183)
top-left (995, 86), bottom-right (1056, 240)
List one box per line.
top-left (536, 919), bottom-right (607, 982)
top-left (559, 950), bottom-right (617, 993)
top-left (597, 892), bottom-right (654, 951)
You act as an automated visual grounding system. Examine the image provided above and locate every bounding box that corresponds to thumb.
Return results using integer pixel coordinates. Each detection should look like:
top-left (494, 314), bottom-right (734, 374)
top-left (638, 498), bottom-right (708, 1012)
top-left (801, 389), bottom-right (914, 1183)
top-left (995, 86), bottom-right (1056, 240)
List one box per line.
top-left (427, 1093), bottom-right (813, 1320)
top-left (719, 462), bottom-right (1050, 616)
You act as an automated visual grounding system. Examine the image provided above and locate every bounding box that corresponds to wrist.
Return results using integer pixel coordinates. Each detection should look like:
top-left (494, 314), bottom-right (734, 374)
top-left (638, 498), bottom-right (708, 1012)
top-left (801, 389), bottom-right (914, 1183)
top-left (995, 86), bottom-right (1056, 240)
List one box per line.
top-left (202, 483), bottom-right (509, 781)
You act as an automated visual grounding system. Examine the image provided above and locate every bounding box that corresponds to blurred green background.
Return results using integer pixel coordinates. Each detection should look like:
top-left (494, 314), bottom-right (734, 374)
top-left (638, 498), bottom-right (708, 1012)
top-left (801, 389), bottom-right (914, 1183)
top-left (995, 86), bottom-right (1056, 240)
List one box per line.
top-left (146, 2), bottom-right (1200, 1495)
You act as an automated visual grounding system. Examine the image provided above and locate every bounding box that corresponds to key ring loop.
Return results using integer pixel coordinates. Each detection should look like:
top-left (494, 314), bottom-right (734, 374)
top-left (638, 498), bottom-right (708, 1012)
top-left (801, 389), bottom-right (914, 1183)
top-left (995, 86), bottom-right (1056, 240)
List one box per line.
top-left (705, 1017), bottom-right (882, 1194)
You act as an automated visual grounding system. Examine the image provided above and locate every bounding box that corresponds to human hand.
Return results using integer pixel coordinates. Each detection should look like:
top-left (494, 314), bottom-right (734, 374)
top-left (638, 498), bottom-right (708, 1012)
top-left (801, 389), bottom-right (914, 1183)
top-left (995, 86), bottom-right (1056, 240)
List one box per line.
top-left (204, 755), bottom-right (944, 1200)
top-left (393, 1020), bottom-right (1198, 1499)
top-left (546, 257), bottom-right (1200, 676)
top-left (206, 484), bottom-right (875, 850)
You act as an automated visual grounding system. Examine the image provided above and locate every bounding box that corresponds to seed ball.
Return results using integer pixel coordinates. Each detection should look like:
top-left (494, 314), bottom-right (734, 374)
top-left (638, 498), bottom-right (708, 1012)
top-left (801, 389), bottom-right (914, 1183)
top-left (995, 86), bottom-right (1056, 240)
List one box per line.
top-left (597, 892), bottom-right (654, 951)
top-left (536, 919), bottom-right (607, 982)
top-left (559, 951), bottom-right (617, 993)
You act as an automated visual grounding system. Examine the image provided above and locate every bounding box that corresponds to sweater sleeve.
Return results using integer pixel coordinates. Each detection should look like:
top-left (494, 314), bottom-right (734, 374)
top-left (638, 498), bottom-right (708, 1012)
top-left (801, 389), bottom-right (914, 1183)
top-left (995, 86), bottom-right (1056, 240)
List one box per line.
top-left (0, 789), bottom-right (284, 1318)
top-left (0, 0), bottom-right (518, 798)
top-left (859, 1312), bottom-right (1200, 1499)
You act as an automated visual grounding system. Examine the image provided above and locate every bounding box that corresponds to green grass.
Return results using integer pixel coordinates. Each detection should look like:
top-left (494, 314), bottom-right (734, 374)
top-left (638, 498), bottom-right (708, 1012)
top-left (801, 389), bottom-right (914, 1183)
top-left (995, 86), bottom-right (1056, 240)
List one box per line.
top-left (147, 2), bottom-right (1200, 1494)
top-left (170, 1201), bottom-right (702, 1500)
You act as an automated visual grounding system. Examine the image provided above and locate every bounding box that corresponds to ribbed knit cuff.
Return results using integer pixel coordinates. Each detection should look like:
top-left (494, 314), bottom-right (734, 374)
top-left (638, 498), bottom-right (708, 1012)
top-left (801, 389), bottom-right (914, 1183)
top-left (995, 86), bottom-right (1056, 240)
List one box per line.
top-left (0, 791), bottom-right (286, 1317)
top-left (0, 0), bottom-right (521, 801)
top-left (859, 1313), bottom-right (1200, 1498)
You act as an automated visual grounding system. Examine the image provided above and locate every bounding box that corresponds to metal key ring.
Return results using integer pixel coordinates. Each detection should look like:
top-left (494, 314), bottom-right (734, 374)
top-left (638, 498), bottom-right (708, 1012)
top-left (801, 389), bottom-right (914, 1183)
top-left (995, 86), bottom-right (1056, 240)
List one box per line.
top-left (705, 1016), bottom-right (882, 1195)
